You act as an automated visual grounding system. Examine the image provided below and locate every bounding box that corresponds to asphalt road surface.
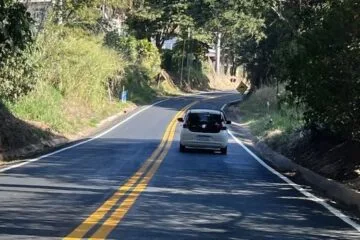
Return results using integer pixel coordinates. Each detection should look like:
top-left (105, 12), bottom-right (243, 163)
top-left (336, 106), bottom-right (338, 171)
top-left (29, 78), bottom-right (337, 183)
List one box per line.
top-left (0, 92), bottom-right (359, 239)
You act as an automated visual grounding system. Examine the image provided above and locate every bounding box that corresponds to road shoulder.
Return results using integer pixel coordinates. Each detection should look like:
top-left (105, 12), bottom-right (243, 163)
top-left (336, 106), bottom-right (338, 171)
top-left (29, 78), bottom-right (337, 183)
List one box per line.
top-left (224, 101), bottom-right (360, 222)
top-left (0, 99), bottom-right (163, 165)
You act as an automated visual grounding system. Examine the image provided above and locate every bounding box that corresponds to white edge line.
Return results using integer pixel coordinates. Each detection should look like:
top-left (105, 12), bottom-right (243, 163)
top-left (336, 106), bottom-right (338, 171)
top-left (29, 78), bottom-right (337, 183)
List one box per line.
top-left (0, 98), bottom-right (170, 173)
top-left (228, 129), bottom-right (360, 232)
top-left (220, 104), bottom-right (226, 111)
top-left (221, 89), bottom-right (250, 111)
top-left (0, 91), bottom-right (228, 173)
top-left (221, 99), bottom-right (243, 111)
top-left (231, 122), bottom-right (242, 127)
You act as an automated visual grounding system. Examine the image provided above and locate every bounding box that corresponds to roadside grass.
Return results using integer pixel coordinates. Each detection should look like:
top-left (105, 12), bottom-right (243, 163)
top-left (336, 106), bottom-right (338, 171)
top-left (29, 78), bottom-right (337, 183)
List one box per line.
top-left (157, 70), bottom-right (182, 96)
top-left (6, 26), bottom-right (132, 135)
top-left (6, 25), bottom-right (181, 137)
top-left (158, 79), bottom-right (182, 96)
top-left (237, 86), bottom-right (304, 146)
top-left (237, 87), bottom-right (360, 189)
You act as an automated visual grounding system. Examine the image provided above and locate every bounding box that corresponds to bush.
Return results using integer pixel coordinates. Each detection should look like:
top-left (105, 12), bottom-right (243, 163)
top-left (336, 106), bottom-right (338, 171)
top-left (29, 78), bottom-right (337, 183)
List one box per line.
top-left (136, 39), bottom-right (161, 79)
top-left (104, 31), bottom-right (161, 82)
top-left (104, 32), bottom-right (138, 63)
top-left (239, 86), bottom-right (304, 139)
top-left (285, 0), bottom-right (360, 139)
top-left (244, 0), bottom-right (360, 140)
top-left (8, 25), bottom-right (126, 133)
top-left (0, 49), bottom-right (38, 100)
top-left (35, 25), bottom-right (123, 105)
top-left (0, 1), bottom-right (35, 101)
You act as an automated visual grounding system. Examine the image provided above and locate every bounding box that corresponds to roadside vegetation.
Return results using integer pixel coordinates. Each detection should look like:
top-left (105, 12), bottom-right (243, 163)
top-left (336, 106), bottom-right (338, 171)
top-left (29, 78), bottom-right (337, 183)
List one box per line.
top-left (242, 0), bottom-right (359, 142)
top-left (217, 1), bottom-right (359, 186)
top-left (0, 1), bottom-right (180, 154)
top-left (6, 25), bottom-right (127, 134)
top-left (1, 0), bottom-right (359, 179)
top-left (237, 86), bottom-right (304, 147)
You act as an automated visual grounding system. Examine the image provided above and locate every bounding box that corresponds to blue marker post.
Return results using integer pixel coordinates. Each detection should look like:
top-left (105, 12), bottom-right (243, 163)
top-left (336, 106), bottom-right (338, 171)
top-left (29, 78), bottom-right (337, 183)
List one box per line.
top-left (121, 86), bottom-right (127, 103)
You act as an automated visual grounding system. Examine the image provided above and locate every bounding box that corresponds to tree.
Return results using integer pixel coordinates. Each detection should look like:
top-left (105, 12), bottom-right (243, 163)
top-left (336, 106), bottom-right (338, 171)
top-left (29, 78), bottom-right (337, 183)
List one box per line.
top-left (126, 0), bottom-right (193, 49)
top-left (284, 0), bottom-right (360, 139)
top-left (0, 1), bottom-right (36, 100)
top-left (0, 1), bottom-right (33, 57)
top-left (190, 0), bottom-right (273, 78)
top-left (240, 0), bottom-right (360, 139)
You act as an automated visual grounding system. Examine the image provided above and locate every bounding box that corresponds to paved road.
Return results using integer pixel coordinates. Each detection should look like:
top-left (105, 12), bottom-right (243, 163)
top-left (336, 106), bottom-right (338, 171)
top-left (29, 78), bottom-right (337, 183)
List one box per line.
top-left (0, 92), bottom-right (359, 239)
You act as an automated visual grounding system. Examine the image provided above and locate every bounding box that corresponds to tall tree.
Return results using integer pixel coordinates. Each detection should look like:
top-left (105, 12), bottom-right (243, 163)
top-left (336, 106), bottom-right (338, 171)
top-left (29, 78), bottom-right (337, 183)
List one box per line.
top-left (0, 1), bottom-right (35, 100)
top-left (126, 0), bottom-right (193, 49)
top-left (190, 0), bottom-right (273, 77)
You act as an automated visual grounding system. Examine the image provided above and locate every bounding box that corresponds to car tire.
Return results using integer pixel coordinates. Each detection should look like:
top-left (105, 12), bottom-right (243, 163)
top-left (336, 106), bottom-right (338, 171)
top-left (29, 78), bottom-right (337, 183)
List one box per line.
top-left (220, 147), bottom-right (227, 155)
top-left (180, 144), bottom-right (186, 153)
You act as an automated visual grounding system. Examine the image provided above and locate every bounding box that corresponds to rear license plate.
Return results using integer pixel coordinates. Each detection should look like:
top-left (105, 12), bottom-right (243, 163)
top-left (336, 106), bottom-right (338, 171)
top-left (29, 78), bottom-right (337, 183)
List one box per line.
top-left (196, 135), bottom-right (211, 141)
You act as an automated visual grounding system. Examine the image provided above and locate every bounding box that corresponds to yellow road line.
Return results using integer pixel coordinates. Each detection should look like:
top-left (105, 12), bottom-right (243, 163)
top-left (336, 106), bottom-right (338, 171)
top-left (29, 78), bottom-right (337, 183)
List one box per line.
top-left (64, 114), bottom-right (177, 240)
top-left (89, 103), bottom-right (194, 240)
top-left (64, 101), bottom-right (196, 240)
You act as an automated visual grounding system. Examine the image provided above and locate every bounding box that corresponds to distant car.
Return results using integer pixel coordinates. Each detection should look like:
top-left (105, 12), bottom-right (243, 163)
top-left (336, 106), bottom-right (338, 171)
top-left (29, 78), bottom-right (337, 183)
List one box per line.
top-left (177, 109), bottom-right (231, 155)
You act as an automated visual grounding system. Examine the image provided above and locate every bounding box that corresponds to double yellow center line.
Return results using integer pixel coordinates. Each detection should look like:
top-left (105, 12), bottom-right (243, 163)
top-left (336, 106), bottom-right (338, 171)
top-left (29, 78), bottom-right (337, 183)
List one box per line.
top-left (64, 101), bottom-right (197, 240)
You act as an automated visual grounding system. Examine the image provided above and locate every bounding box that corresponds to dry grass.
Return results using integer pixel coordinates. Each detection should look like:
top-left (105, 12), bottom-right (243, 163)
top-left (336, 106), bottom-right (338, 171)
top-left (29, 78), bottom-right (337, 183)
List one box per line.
top-left (7, 26), bottom-right (128, 134)
top-left (233, 86), bottom-right (304, 145)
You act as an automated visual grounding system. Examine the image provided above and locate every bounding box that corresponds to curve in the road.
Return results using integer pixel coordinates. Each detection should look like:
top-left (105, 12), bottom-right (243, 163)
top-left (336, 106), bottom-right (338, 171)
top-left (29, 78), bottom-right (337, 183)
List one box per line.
top-left (0, 92), bottom-right (358, 240)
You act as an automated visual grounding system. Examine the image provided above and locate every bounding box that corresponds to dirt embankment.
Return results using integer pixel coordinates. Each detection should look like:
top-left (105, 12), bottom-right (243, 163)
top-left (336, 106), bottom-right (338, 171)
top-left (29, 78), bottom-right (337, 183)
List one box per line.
top-left (0, 103), bottom-right (64, 161)
top-left (281, 131), bottom-right (360, 190)
top-left (0, 69), bottom-right (181, 163)
top-left (170, 71), bottom-right (242, 92)
top-left (0, 102), bottom-right (138, 162)
top-left (227, 103), bottom-right (360, 192)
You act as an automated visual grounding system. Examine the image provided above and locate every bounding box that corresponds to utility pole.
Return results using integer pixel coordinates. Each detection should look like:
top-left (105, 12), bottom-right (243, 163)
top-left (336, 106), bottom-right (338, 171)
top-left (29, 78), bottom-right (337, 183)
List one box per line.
top-left (215, 32), bottom-right (221, 74)
top-left (187, 28), bottom-right (192, 84)
top-left (180, 36), bottom-right (186, 85)
top-left (180, 27), bottom-right (190, 85)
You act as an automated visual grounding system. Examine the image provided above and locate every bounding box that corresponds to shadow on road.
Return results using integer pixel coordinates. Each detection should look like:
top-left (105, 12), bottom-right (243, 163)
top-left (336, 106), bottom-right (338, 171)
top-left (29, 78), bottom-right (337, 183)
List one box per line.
top-left (1, 92), bottom-right (356, 239)
top-left (0, 137), bottom-right (358, 239)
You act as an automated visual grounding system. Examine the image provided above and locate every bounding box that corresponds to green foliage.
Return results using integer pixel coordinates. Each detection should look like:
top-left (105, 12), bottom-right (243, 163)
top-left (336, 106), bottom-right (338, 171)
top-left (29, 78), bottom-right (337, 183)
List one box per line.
top-left (1, 1), bottom-right (179, 139)
top-left (125, 0), bottom-right (272, 89)
top-left (160, 38), bottom-right (210, 90)
top-left (0, 1), bottom-right (35, 101)
top-left (189, 0), bottom-right (270, 73)
top-left (136, 39), bottom-right (161, 79)
top-left (0, 2), bottom-right (33, 54)
top-left (104, 31), bottom-right (161, 81)
top-left (36, 25), bottom-right (122, 104)
top-left (243, 0), bottom-right (360, 139)
top-left (60, 0), bottom-right (99, 23)
top-left (284, 0), bottom-right (360, 139)
top-left (165, 39), bottom-right (207, 73)
top-left (0, 49), bottom-right (38, 100)
top-left (238, 86), bottom-right (304, 143)
top-left (127, 0), bottom-right (193, 49)
top-left (105, 31), bottom-right (138, 62)
top-left (8, 25), bottom-right (125, 133)
top-left (7, 81), bottom-right (70, 132)
top-left (122, 66), bottom-right (157, 104)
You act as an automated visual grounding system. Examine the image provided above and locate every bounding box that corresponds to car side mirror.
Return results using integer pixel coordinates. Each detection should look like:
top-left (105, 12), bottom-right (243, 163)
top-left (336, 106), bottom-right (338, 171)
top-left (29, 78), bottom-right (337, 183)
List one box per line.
top-left (177, 117), bottom-right (184, 122)
top-left (226, 120), bottom-right (232, 125)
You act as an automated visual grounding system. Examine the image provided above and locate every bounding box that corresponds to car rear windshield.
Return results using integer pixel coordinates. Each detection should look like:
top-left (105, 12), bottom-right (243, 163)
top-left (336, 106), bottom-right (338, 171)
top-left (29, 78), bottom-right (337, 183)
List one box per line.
top-left (186, 112), bottom-right (222, 133)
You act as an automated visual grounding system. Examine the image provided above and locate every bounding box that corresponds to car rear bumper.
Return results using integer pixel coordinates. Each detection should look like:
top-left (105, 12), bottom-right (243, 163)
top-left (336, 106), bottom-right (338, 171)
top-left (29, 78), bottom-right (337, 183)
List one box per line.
top-left (181, 140), bottom-right (227, 149)
top-left (180, 128), bottom-right (228, 149)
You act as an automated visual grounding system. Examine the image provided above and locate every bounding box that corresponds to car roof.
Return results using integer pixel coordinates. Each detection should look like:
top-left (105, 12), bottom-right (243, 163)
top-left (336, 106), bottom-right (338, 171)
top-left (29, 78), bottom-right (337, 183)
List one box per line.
top-left (187, 109), bottom-right (222, 114)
